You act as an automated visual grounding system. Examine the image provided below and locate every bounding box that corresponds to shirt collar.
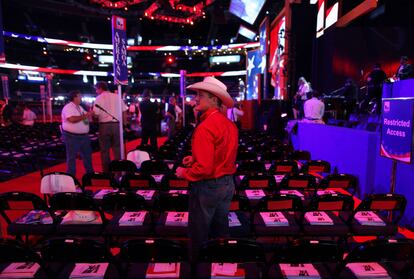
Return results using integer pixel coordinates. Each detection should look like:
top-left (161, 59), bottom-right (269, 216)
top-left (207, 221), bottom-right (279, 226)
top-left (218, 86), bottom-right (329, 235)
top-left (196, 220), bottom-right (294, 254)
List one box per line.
top-left (200, 108), bottom-right (219, 122)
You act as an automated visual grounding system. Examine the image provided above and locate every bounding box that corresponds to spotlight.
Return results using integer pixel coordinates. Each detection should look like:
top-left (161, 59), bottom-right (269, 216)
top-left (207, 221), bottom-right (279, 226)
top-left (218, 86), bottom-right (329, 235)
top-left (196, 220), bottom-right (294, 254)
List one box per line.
top-left (166, 55), bottom-right (175, 64)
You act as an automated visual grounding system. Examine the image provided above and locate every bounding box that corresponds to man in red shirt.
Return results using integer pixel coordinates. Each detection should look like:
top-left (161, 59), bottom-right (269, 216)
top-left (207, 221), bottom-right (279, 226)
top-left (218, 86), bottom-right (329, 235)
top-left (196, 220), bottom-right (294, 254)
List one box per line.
top-left (176, 76), bottom-right (238, 262)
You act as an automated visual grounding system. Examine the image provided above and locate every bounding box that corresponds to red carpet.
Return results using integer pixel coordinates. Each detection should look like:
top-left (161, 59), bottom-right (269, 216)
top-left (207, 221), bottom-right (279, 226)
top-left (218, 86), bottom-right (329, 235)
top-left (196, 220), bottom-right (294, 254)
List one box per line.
top-left (0, 137), bottom-right (166, 237)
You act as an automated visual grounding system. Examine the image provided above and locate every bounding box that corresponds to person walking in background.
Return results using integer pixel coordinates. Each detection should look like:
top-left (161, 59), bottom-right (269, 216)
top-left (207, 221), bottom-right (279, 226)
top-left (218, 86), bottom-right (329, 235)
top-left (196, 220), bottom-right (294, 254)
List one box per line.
top-left (166, 96), bottom-right (177, 139)
top-left (227, 101), bottom-right (244, 129)
top-left (21, 104), bottom-right (37, 127)
top-left (293, 77), bottom-right (311, 119)
top-left (93, 81), bottom-right (128, 173)
top-left (61, 91), bottom-right (94, 176)
top-left (175, 76), bottom-right (238, 263)
top-left (139, 89), bottom-right (159, 151)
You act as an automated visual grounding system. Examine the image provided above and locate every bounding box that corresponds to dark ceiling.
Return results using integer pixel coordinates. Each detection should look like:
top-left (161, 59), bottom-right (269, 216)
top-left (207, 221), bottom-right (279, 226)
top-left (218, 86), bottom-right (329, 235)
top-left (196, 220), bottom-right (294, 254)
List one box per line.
top-left (3, 0), bottom-right (284, 45)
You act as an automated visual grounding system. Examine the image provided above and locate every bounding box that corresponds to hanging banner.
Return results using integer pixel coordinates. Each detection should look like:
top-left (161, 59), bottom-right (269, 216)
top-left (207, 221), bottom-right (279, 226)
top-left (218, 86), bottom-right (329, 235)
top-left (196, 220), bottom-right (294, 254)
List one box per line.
top-left (380, 98), bottom-right (414, 163)
top-left (0, 1), bottom-right (5, 63)
top-left (246, 49), bottom-right (261, 100)
top-left (111, 16), bottom-right (128, 85)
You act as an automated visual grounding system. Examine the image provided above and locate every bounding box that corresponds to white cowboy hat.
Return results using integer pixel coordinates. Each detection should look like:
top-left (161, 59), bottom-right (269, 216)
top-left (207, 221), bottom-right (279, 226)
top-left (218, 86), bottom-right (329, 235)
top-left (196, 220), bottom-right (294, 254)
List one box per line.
top-left (187, 76), bottom-right (234, 108)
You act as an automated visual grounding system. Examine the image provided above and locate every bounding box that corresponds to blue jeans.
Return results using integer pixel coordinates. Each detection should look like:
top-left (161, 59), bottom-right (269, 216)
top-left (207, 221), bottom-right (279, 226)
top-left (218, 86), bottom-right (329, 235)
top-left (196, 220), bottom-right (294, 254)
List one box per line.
top-left (63, 131), bottom-right (94, 176)
top-left (188, 175), bottom-right (235, 262)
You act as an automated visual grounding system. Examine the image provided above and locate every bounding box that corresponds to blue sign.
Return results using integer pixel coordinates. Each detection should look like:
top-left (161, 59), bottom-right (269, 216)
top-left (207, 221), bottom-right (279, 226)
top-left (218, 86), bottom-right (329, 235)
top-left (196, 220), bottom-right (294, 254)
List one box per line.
top-left (380, 98), bottom-right (414, 163)
top-left (112, 16), bottom-right (128, 85)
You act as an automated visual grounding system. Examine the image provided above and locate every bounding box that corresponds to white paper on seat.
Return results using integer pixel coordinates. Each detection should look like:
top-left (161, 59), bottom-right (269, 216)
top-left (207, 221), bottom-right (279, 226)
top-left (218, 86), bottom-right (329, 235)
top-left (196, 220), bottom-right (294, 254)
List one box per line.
top-left (274, 175), bottom-right (286, 184)
top-left (279, 190), bottom-right (304, 197)
top-left (69, 263), bottom-right (108, 279)
top-left (118, 211), bottom-right (147, 226)
top-left (151, 175), bottom-right (164, 183)
top-left (228, 212), bottom-right (242, 227)
top-left (61, 210), bottom-right (102, 225)
top-left (245, 189), bottom-right (266, 200)
top-left (0, 262), bottom-right (40, 279)
top-left (316, 190), bottom-right (337, 196)
top-left (279, 263), bottom-right (321, 279)
top-left (136, 190), bottom-right (156, 200)
top-left (304, 211), bottom-right (334, 225)
top-left (165, 212), bottom-right (188, 227)
top-left (346, 262), bottom-right (391, 278)
top-left (146, 263), bottom-right (180, 278)
top-left (260, 212), bottom-right (289, 227)
top-left (93, 189), bottom-right (118, 200)
top-left (168, 190), bottom-right (187, 195)
top-left (211, 263), bottom-right (237, 276)
top-left (354, 211), bottom-right (386, 226)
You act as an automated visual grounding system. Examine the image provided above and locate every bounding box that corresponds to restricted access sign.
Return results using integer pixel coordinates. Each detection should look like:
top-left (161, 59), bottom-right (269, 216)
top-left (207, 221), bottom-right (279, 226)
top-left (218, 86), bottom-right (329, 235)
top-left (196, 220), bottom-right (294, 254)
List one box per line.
top-left (380, 98), bottom-right (414, 163)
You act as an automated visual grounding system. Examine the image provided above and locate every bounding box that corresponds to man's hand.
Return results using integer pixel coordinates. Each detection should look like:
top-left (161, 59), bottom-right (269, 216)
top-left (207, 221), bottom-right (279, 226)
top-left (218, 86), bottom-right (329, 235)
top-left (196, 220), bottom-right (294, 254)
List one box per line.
top-left (182, 156), bottom-right (194, 167)
top-left (176, 167), bottom-right (186, 178)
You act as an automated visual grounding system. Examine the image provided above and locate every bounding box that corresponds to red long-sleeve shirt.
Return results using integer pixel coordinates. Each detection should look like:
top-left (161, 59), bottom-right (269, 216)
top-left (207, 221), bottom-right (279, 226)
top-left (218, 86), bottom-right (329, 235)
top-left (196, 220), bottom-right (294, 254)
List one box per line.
top-left (182, 108), bottom-right (238, 182)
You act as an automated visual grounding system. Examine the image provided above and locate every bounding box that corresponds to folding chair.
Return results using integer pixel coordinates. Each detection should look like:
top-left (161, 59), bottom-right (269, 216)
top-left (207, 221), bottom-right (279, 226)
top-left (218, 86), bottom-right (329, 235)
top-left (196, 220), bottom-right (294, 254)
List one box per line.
top-left (253, 194), bottom-right (302, 237)
top-left (236, 160), bottom-right (266, 176)
top-left (39, 237), bottom-right (119, 278)
top-left (126, 149), bottom-right (151, 169)
top-left (301, 160), bottom-right (331, 174)
top-left (228, 195), bottom-right (251, 238)
top-left (238, 174), bottom-right (276, 208)
top-left (236, 151), bottom-right (257, 162)
top-left (0, 238), bottom-right (48, 278)
top-left (40, 172), bottom-right (82, 202)
top-left (269, 239), bottom-right (343, 278)
top-left (339, 239), bottom-right (414, 278)
top-left (279, 173), bottom-right (317, 199)
top-left (349, 193), bottom-right (407, 237)
top-left (259, 149), bottom-right (285, 163)
top-left (49, 192), bottom-right (107, 236)
top-left (118, 238), bottom-right (190, 279)
top-left (154, 191), bottom-right (189, 237)
top-left (197, 239), bottom-right (265, 279)
top-left (319, 174), bottom-right (358, 196)
top-left (140, 160), bottom-right (172, 185)
top-left (82, 172), bottom-right (119, 199)
top-left (268, 160), bottom-right (299, 185)
top-left (302, 193), bottom-right (354, 237)
top-left (160, 173), bottom-right (190, 190)
top-left (288, 150), bottom-right (311, 161)
top-left (120, 173), bottom-right (158, 208)
top-left (0, 191), bottom-right (57, 242)
top-left (102, 191), bottom-right (152, 237)
top-left (108, 160), bottom-right (138, 174)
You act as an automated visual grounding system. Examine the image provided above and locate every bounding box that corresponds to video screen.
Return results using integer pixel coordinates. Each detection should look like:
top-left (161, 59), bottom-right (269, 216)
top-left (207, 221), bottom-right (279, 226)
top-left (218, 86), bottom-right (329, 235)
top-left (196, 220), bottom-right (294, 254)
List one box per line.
top-left (229, 0), bottom-right (266, 25)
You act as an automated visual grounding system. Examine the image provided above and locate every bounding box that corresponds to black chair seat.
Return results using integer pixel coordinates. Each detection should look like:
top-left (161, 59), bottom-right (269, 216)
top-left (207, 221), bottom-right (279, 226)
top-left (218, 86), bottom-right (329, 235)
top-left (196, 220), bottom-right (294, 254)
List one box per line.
top-left (56, 223), bottom-right (105, 236)
top-left (229, 212), bottom-right (251, 238)
top-left (0, 263), bottom-right (48, 279)
top-left (123, 262), bottom-right (191, 279)
top-left (351, 219), bottom-right (397, 236)
top-left (196, 262), bottom-right (262, 279)
top-left (253, 212), bottom-right (301, 236)
top-left (103, 212), bottom-right (152, 236)
top-left (269, 263), bottom-right (334, 279)
top-left (154, 212), bottom-right (188, 237)
top-left (8, 222), bottom-right (55, 236)
top-left (302, 212), bottom-right (349, 236)
top-left (54, 263), bottom-right (120, 279)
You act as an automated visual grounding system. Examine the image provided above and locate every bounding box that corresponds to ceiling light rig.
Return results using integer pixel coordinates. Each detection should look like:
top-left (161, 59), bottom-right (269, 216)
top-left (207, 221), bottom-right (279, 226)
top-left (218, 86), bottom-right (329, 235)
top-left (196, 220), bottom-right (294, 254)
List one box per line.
top-left (89, 0), bottom-right (146, 9)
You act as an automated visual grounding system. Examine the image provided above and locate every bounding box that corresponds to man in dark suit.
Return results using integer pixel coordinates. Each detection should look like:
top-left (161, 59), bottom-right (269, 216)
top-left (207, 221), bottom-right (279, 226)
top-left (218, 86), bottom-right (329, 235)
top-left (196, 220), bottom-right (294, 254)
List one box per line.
top-left (139, 89), bottom-right (159, 151)
top-left (396, 56), bottom-right (413, 80)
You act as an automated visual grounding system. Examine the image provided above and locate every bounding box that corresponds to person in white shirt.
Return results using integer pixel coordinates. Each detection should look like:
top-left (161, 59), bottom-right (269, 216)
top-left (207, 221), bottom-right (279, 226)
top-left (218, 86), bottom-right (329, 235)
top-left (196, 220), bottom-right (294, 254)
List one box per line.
top-left (293, 77), bottom-right (311, 119)
top-left (227, 102), bottom-right (244, 129)
top-left (303, 90), bottom-right (325, 124)
top-left (61, 91), bottom-right (94, 176)
top-left (93, 81), bottom-right (128, 173)
top-left (21, 104), bottom-right (37, 126)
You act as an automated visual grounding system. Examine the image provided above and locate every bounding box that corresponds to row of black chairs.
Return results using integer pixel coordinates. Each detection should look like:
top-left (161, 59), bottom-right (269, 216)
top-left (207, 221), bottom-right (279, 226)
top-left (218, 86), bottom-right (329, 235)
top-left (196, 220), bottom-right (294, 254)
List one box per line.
top-left (0, 190), bottom-right (407, 243)
top-left (1, 237), bottom-right (414, 278)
